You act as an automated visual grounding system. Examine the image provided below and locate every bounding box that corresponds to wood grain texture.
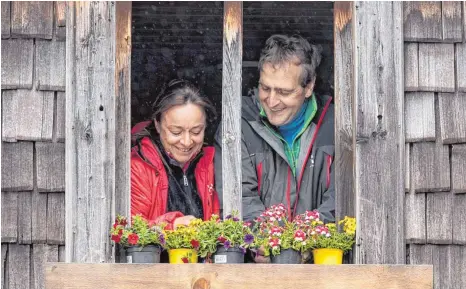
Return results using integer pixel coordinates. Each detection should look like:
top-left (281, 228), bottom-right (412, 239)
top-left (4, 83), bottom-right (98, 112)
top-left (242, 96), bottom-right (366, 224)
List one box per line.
top-left (1, 192), bottom-right (18, 243)
top-left (411, 142), bottom-right (450, 192)
top-left (404, 43), bottom-right (419, 91)
top-left (1, 39), bottom-right (33, 89)
top-left (457, 43), bottom-right (466, 92)
top-left (441, 1), bottom-right (463, 42)
top-left (11, 1), bottom-right (53, 39)
top-left (452, 194), bottom-right (466, 244)
top-left (221, 1), bottom-right (243, 217)
top-left (1, 142), bottom-right (34, 191)
top-left (449, 245), bottom-right (466, 288)
top-left (58, 246), bottom-right (65, 262)
top-left (46, 263), bottom-right (434, 289)
top-left (418, 43), bottom-right (455, 92)
top-left (36, 40), bottom-right (66, 91)
top-left (32, 245), bottom-right (58, 289)
top-left (54, 2), bottom-right (66, 41)
top-left (17, 192), bottom-right (32, 244)
top-left (1, 244), bottom-right (7, 289)
top-left (403, 2), bottom-right (442, 42)
top-left (438, 92), bottom-right (466, 144)
top-left (354, 2), bottom-right (405, 264)
top-left (32, 191), bottom-right (48, 243)
top-left (55, 92), bottom-right (65, 142)
top-left (405, 192), bottom-right (426, 244)
top-left (451, 144), bottom-right (466, 193)
top-left (405, 92), bottom-right (435, 142)
top-left (47, 193), bottom-right (65, 245)
top-left (334, 1), bottom-right (355, 222)
top-left (1, 1), bottom-right (10, 38)
top-left (426, 193), bottom-right (452, 244)
top-left (8, 244), bottom-right (30, 289)
top-left (66, 1), bottom-right (116, 262)
top-left (36, 142), bottom-right (65, 192)
top-left (1, 90), bottom-right (19, 142)
top-left (405, 144), bottom-right (410, 192)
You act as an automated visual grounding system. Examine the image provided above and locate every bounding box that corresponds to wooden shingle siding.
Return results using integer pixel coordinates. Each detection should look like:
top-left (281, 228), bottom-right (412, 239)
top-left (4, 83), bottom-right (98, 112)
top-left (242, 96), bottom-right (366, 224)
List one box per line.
top-left (7, 244), bottom-right (30, 289)
top-left (412, 142), bottom-right (450, 192)
top-left (32, 192), bottom-right (48, 244)
top-left (54, 2), bottom-right (66, 41)
top-left (441, 1), bottom-right (463, 43)
top-left (55, 92), bottom-right (65, 142)
top-left (426, 193), bottom-right (453, 244)
top-left (36, 40), bottom-right (66, 91)
top-left (36, 143), bottom-right (65, 192)
top-left (58, 246), bottom-right (65, 262)
top-left (1, 2), bottom-right (10, 38)
top-left (2, 91), bottom-right (19, 142)
top-left (17, 192), bottom-right (32, 245)
top-left (451, 145), bottom-right (466, 193)
top-left (405, 143), bottom-right (410, 192)
top-left (46, 193), bottom-right (65, 245)
top-left (405, 92), bottom-right (435, 142)
top-left (11, 1), bottom-right (53, 39)
top-left (1, 244), bottom-right (6, 289)
top-left (405, 192), bottom-right (426, 244)
top-left (457, 43), bottom-right (466, 92)
top-left (453, 194), bottom-right (466, 244)
top-left (418, 43), bottom-right (455, 92)
top-left (1, 192), bottom-right (18, 243)
top-left (404, 43), bottom-right (419, 91)
top-left (1, 142), bottom-right (33, 191)
top-left (1, 39), bottom-right (34, 89)
top-left (32, 245), bottom-right (58, 289)
top-left (438, 92), bottom-right (466, 144)
top-left (403, 2), bottom-right (442, 42)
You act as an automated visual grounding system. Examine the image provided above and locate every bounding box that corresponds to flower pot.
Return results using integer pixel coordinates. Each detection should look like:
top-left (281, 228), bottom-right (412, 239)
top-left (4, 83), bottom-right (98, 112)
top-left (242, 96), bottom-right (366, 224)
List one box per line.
top-left (212, 245), bottom-right (245, 264)
top-left (168, 248), bottom-right (198, 264)
top-left (313, 248), bottom-right (343, 264)
top-left (125, 245), bottom-right (161, 263)
top-left (270, 249), bottom-right (302, 264)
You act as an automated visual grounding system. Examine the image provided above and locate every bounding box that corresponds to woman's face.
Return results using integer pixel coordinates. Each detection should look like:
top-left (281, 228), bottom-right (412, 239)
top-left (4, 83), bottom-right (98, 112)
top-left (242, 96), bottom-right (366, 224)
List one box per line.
top-left (155, 103), bottom-right (206, 167)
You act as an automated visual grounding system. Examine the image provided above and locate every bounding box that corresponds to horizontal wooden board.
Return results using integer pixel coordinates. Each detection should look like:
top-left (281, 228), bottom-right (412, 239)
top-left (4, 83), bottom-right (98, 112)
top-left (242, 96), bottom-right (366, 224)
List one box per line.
top-left (403, 2), bottom-right (442, 42)
top-left (32, 191), bottom-right (48, 243)
top-left (405, 192), bottom-right (426, 244)
top-left (11, 1), bottom-right (53, 39)
top-left (405, 92), bottom-right (435, 142)
top-left (411, 142), bottom-right (450, 192)
top-left (36, 40), bottom-right (66, 90)
top-left (36, 142), bottom-right (65, 192)
top-left (451, 144), bottom-right (466, 193)
top-left (1, 39), bottom-right (34, 89)
top-left (46, 264), bottom-right (434, 289)
top-left (33, 245), bottom-right (58, 289)
top-left (1, 1), bottom-right (10, 38)
top-left (8, 244), bottom-right (30, 289)
top-left (55, 92), bottom-right (65, 142)
top-left (418, 43), bottom-right (455, 92)
top-left (46, 193), bottom-right (65, 245)
top-left (404, 43), bottom-right (418, 91)
top-left (17, 192), bottom-right (32, 244)
top-left (1, 142), bottom-right (34, 191)
top-left (438, 92), bottom-right (466, 144)
top-left (452, 194), bottom-right (466, 244)
top-left (441, 1), bottom-right (463, 42)
top-left (457, 43), bottom-right (466, 92)
top-left (1, 192), bottom-right (18, 243)
top-left (426, 193), bottom-right (453, 244)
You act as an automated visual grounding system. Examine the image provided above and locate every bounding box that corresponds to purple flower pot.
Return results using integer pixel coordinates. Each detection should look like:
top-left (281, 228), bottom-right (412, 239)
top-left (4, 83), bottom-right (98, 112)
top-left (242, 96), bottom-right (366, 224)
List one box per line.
top-left (270, 249), bottom-right (302, 264)
top-left (212, 245), bottom-right (245, 264)
top-left (125, 245), bottom-right (161, 263)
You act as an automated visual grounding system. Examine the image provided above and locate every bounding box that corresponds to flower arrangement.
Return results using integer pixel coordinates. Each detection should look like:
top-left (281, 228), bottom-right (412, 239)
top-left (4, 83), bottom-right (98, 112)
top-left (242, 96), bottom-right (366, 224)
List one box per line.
top-left (306, 216), bottom-right (356, 252)
top-left (110, 214), bottom-right (164, 248)
top-left (162, 218), bottom-right (202, 251)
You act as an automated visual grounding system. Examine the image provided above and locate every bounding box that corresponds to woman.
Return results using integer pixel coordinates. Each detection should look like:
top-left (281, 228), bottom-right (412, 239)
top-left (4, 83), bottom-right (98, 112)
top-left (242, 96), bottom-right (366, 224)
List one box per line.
top-left (131, 79), bottom-right (219, 230)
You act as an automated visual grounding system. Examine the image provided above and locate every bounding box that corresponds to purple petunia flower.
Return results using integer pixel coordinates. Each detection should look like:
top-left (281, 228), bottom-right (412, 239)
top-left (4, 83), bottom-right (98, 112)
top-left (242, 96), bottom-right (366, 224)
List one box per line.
top-left (233, 217), bottom-right (240, 222)
top-left (225, 214), bottom-right (232, 220)
top-left (159, 234), bottom-right (166, 245)
top-left (239, 246), bottom-right (246, 255)
top-left (224, 240), bottom-right (231, 249)
top-left (244, 234), bottom-right (254, 244)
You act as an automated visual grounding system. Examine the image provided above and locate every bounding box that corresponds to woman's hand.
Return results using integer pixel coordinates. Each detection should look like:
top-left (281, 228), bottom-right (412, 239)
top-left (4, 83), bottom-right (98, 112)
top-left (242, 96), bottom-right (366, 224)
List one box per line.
top-left (254, 246), bottom-right (271, 263)
top-left (173, 215), bottom-right (196, 229)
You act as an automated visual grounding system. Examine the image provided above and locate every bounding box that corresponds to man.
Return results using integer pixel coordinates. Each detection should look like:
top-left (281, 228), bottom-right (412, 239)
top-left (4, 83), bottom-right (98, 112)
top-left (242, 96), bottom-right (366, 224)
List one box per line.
top-left (215, 34), bottom-right (335, 226)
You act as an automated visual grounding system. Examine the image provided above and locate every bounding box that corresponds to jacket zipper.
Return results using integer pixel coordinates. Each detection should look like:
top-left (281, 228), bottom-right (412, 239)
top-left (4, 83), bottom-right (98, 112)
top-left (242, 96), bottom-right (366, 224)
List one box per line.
top-left (183, 174), bottom-right (188, 186)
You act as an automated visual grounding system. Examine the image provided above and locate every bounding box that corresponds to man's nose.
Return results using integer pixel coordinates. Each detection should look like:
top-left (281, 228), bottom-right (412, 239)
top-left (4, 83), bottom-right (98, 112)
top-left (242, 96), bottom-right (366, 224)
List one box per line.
top-left (267, 90), bottom-right (280, 107)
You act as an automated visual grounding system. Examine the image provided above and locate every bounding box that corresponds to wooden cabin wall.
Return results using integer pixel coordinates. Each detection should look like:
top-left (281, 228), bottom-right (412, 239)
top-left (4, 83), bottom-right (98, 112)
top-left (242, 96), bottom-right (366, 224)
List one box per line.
top-left (1, 1), bottom-right (66, 289)
top-left (403, 2), bottom-right (466, 288)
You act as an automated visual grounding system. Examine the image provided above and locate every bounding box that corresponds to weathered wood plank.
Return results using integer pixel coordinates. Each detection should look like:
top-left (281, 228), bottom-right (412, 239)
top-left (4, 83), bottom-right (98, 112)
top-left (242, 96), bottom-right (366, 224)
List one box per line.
top-left (432, 245), bottom-right (451, 289)
top-left (1, 244), bottom-right (7, 289)
top-left (405, 144), bottom-right (410, 192)
top-left (1, 1), bottom-right (11, 38)
top-left (409, 244), bottom-right (433, 265)
top-left (457, 43), bottom-right (466, 92)
top-left (46, 264), bottom-right (434, 289)
top-left (8, 244), bottom-right (30, 289)
top-left (55, 92), bottom-right (65, 142)
top-left (452, 194), bottom-right (466, 244)
top-left (1, 142), bottom-right (34, 191)
top-left (58, 246), bottom-right (65, 262)
top-left (222, 1), bottom-right (243, 217)
top-left (354, 2), bottom-right (404, 264)
top-left (65, 1), bottom-right (116, 262)
top-left (334, 1), bottom-right (355, 223)
top-left (426, 193), bottom-right (452, 244)
top-left (405, 192), bottom-right (426, 244)
top-left (11, 1), bottom-right (53, 39)
top-left (47, 193), bottom-right (65, 245)
top-left (115, 1), bottom-right (132, 219)
top-left (54, 2), bottom-right (66, 41)
top-left (403, 2), bottom-right (442, 42)
top-left (441, 1), bottom-right (463, 42)
top-left (1, 192), bottom-right (18, 243)
top-left (1, 39), bottom-right (33, 89)
top-left (438, 92), bottom-right (466, 144)
top-left (31, 191), bottom-right (48, 243)
top-left (36, 40), bottom-right (66, 91)
top-left (412, 142), bottom-right (450, 192)
top-left (404, 43), bottom-right (418, 91)
top-left (17, 192), bottom-right (32, 244)
top-left (451, 145), bottom-right (466, 193)
top-left (32, 245), bottom-right (58, 289)
top-left (18, 90), bottom-right (54, 141)
top-left (36, 142), bottom-right (65, 192)
top-left (418, 43), bottom-right (455, 92)
top-left (1, 90), bottom-right (18, 142)
top-left (450, 246), bottom-right (466, 288)
top-left (405, 92), bottom-right (435, 142)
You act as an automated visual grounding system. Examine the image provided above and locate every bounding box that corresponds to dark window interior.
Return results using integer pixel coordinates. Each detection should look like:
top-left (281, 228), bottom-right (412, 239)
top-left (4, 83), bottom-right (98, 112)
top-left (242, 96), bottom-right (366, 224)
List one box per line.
top-left (131, 1), bottom-right (334, 144)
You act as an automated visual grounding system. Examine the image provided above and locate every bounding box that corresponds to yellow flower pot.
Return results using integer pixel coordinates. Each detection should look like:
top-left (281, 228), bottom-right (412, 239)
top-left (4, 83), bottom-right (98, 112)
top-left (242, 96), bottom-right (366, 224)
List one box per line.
top-left (168, 249), bottom-right (198, 264)
top-left (313, 248), bottom-right (343, 264)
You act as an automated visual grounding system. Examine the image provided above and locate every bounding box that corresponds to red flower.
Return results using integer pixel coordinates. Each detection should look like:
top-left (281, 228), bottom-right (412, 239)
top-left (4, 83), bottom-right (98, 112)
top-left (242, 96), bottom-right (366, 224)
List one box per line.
top-left (217, 236), bottom-right (227, 243)
top-left (268, 237), bottom-right (280, 248)
top-left (111, 234), bottom-right (121, 243)
top-left (118, 229), bottom-right (123, 236)
top-left (181, 257), bottom-right (189, 263)
top-left (270, 226), bottom-right (282, 236)
top-left (128, 233), bottom-right (139, 245)
top-left (113, 223), bottom-right (118, 229)
top-left (119, 219), bottom-right (127, 226)
top-left (294, 230), bottom-right (306, 241)
top-left (190, 239), bottom-right (200, 249)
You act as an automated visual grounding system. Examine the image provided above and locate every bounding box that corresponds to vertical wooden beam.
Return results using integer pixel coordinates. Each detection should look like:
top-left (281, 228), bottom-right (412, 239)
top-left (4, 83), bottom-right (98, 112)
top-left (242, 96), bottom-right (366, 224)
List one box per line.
top-left (222, 1), bottom-right (243, 218)
top-left (353, 2), bottom-right (405, 264)
top-left (66, 2), bottom-right (116, 263)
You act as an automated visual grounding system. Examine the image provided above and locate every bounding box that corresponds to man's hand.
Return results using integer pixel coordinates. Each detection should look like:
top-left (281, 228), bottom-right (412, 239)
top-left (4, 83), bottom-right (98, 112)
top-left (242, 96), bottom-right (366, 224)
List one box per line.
top-left (254, 246), bottom-right (271, 263)
top-left (173, 215), bottom-right (196, 229)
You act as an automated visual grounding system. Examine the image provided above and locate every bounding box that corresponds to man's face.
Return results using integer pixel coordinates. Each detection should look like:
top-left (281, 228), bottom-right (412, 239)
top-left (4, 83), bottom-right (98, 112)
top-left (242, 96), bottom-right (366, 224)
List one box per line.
top-left (258, 62), bottom-right (314, 127)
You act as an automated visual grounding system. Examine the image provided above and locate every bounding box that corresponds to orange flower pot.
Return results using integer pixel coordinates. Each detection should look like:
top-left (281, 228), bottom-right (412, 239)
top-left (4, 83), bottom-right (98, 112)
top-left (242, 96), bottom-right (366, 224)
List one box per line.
top-left (313, 248), bottom-right (343, 264)
top-left (168, 249), bottom-right (198, 264)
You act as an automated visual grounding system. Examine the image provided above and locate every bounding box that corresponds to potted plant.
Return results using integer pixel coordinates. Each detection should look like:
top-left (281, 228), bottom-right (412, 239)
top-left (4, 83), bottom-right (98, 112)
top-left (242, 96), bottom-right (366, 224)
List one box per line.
top-left (110, 214), bottom-right (164, 263)
top-left (162, 218), bottom-right (202, 264)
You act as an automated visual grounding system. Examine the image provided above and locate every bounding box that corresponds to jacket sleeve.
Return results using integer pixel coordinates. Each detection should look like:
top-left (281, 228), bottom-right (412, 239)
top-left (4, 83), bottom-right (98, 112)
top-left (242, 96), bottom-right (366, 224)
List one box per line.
top-left (317, 159), bottom-right (336, 223)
